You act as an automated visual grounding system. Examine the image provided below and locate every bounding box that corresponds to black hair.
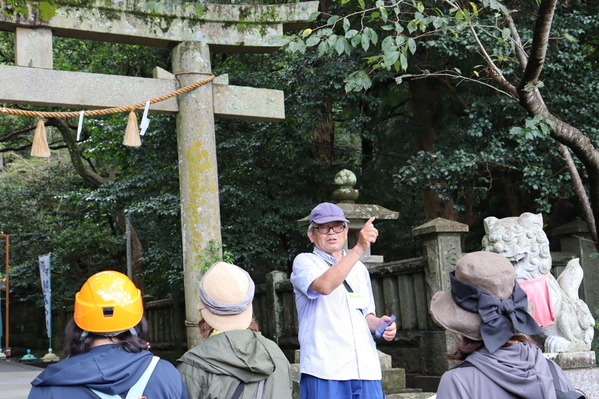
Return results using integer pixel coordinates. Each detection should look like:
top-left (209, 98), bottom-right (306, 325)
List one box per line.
top-left (63, 318), bottom-right (149, 358)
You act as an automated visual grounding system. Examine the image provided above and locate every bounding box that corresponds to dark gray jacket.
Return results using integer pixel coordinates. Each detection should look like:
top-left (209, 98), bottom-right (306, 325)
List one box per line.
top-left (437, 342), bottom-right (576, 399)
top-left (177, 330), bottom-right (292, 399)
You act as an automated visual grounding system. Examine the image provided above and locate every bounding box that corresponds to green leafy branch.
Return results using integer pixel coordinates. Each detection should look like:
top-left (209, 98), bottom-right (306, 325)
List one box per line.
top-left (282, 0), bottom-right (521, 93)
top-left (510, 115), bottom-right (555, 141)
top-left (196, 239), bottom-right (235, 272)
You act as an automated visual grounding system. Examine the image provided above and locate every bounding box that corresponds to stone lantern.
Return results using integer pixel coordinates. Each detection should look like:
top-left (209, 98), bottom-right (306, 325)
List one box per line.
top-left (298, 169), bottom-right (399, 265)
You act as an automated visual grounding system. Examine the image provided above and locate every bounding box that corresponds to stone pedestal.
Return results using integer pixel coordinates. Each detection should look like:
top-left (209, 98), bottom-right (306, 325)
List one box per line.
top-left (412, 218), bottom-right (467, 302)
top-left (419, 331), bottom-right (460, 375)
top-left (562, 367), bottom-right (599, 399)
top-left (379, 350), bottom-right (407, 392)
top-left (412, 219), bottom-right (467, 375)
top-left (41, 349), bottom-right (59, 362)
top-left (544, 351), bottom-right (596, 368)
top-left (552, 220), bottom-right (599, 327)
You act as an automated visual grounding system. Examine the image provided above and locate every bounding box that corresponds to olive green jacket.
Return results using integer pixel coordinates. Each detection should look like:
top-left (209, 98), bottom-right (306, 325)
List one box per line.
top-left (177, 330), bottom-right (292, 399)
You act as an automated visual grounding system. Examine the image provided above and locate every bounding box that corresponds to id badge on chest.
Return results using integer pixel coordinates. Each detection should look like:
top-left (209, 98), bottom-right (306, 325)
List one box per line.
top-left (347, 292), bottom-right (367, 310)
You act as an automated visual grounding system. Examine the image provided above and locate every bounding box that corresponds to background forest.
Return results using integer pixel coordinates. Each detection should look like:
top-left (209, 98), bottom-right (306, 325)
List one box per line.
top-left (1, 0), bottom-right (599, 307)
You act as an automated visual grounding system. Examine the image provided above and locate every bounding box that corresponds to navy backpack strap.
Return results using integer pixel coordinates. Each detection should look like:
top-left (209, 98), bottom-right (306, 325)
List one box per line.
top-left (231, 382), bottom-right (245, 399)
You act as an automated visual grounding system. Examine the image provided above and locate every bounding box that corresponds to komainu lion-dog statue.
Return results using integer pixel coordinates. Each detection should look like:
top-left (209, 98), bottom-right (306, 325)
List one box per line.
top-left (482, 212), bottom-right (594, 353)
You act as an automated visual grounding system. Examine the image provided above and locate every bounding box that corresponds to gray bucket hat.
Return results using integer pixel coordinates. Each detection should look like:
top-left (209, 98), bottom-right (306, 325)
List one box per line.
top-left (430, 251), bottom-right (542, 353)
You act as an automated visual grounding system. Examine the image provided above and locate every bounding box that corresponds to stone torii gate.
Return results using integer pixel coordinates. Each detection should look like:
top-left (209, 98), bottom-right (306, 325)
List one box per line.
top-left (0, 0), bottom-right (318, 347)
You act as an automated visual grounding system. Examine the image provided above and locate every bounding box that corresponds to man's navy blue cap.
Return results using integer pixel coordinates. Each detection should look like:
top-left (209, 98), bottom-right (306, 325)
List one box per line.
top-left (309, 202), bottom-right (349, 224)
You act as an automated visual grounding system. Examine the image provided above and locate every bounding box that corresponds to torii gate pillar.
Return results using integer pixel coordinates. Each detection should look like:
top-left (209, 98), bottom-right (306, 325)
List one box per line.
top-left (172, 42), bottom-right (220, 347)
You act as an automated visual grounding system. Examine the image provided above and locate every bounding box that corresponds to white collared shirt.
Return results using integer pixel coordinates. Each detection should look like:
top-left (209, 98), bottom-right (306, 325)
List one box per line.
top-left (290, 248), bottom-right (381, 381)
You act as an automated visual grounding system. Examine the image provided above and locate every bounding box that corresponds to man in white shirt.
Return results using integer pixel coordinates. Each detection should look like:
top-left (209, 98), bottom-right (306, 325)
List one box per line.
top-left (291, 202), bottom-right (396, 399)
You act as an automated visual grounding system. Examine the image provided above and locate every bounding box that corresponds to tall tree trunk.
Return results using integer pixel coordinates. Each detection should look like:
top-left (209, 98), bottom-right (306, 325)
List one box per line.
top-left (513, 0), bottom-right (599, 247)
top-left (310, 102), bottom-right (335, 162)
top-left (361, 136), bottom-right (374, 170)
top-left (555, 142), bottom-right (597, 244)
top-left (500, 173), bottom-right (522, 216)
top-left (409, 78), bottom-right (460, 221)
top-left (115, 212), bottom-right (144, 291)
top-left (474, 1), bottom-right (599, 248)
top-left (319, 0), bottom-right (335, 13)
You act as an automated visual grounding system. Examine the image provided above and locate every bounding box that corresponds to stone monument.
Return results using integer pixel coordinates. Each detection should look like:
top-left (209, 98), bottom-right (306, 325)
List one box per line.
top-left (297, 169), bottom-right (399, 265)
top-left (482, 212), bottom-right (596, 367)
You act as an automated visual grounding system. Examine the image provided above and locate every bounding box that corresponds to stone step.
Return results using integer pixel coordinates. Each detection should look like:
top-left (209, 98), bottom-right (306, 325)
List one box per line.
top-left (291, 350), bottom-right (420, 398)
top-left (386, 393), bottom-right (436, 399)
top-left (405, 374), bottom-right (441, 393)
top-left (381, 367), bottom-right (406, 391)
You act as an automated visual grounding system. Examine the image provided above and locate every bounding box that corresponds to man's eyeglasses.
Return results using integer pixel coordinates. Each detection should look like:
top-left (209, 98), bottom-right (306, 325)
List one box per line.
top-left (312, 224), bottom-right (346, 234)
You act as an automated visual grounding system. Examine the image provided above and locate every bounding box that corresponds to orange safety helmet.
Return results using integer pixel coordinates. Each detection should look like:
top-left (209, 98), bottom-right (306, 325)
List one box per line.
top-left (74, 270), bottom-right (143, 334)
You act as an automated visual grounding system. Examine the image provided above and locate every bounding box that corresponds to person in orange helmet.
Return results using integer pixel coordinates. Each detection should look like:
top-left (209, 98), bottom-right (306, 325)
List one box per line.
top-left (28, 270), bottom-right (188, 399)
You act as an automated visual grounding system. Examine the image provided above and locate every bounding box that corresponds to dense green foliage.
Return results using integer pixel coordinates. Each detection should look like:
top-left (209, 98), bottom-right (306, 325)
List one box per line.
top-left (212, 50), bottom-right (422, 278)
top-left (2, 0), bottom-right (599, 306)
top-left (0, 152), bottom-right (123, 304)
top-left (285, 0), bottom-right (599, 242)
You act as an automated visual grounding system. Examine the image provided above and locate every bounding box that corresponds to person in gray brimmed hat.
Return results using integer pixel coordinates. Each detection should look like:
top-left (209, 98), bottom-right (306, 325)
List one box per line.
top-left (430, 251), bottom-right (582, 399)
top-left (291, 202), bottom-right (396, 399)
top-left (177, 262), bottom-right (292, 399)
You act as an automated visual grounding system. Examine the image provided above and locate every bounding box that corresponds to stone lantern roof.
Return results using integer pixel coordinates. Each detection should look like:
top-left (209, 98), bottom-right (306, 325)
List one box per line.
top-left (297, 169), bottom-right (399, 265)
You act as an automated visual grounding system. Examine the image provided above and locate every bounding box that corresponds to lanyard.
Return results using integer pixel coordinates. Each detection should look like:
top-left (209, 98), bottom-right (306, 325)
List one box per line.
top-left (312, 252), bottom-right (354, 293)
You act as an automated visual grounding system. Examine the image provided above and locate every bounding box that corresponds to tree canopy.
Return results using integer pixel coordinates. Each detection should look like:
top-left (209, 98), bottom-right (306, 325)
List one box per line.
top-left (285, 0), bottom-right (599, 245)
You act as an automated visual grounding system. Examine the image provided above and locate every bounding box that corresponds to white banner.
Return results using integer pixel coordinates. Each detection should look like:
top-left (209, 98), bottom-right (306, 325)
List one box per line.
top-left (39, 254), bottom-right (52, 339)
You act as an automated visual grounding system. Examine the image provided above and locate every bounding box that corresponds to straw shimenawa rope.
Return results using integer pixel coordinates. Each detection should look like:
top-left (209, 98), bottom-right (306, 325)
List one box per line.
top-left (2, 72), bottom-right (214, 155)
top-left (0, 72), bottom-right (215, 119)
top-left (31, 119), bottom-right (50, 157)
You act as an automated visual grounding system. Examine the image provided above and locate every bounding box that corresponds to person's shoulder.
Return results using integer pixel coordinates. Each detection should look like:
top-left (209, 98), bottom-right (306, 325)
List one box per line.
top-left (226, 329), bottom-right (278, 348)
top-left (256, 332), bottom-right (285, 349)
top-left (254, 333), bottom-right (291, 368)
top-left (444, 361), bottom-right (482, 379)
top-left (156, 357), bottom-right (179, 371)
top-left (149, 358), bottom-right (187, 385)
top-left (293, 252), bottom-right (313, 262)
top-left (438, 366), bottom-right (477, 391)
top-left (292, 252), bottom-right (319, 271)
top-left (176, 346), bottom-right (203, 367)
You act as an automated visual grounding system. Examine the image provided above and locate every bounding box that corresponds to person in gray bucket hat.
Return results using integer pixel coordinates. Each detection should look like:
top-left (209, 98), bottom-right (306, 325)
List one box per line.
top-left (430, 251), bottom-right (584, 399)
top-left (177, 262), bottom-right (292, 399)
